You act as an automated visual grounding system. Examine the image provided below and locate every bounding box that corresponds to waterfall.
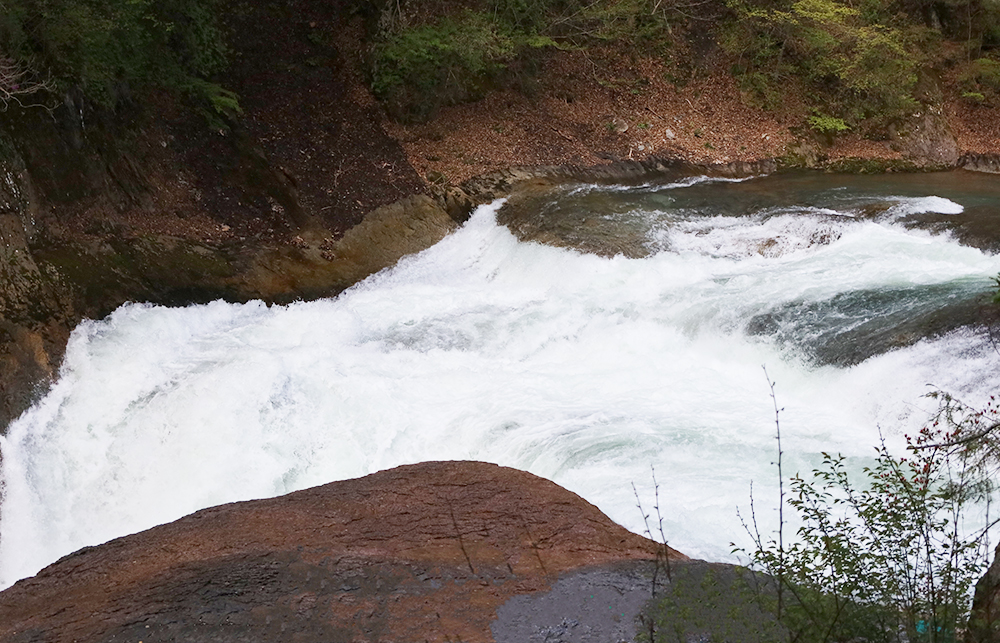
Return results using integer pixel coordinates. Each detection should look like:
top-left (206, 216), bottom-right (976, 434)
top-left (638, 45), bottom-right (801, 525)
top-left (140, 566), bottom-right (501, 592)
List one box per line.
top-left (3, 175), bottom-right (999, 588)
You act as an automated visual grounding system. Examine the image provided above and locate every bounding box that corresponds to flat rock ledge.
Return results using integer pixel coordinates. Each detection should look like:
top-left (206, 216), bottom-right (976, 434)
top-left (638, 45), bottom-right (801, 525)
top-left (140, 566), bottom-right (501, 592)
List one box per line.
top-left (0, 461), bottom-right (687, 643)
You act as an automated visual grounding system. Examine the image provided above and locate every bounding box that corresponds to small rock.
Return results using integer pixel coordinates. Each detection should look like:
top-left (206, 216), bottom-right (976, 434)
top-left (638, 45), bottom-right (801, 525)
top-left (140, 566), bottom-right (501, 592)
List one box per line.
top-left (664, 128), bottom-right (676, 140)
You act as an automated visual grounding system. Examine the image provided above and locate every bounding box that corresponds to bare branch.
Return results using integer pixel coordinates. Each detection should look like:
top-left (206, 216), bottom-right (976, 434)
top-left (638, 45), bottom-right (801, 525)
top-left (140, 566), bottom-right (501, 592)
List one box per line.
top-left (0, 56), bottom-right (53, 110)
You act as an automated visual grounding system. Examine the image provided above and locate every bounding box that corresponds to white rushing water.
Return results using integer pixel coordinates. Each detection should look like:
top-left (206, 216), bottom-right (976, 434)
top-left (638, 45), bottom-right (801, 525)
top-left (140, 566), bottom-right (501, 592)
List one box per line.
top-left (2, 186), bottom-right (999, 588)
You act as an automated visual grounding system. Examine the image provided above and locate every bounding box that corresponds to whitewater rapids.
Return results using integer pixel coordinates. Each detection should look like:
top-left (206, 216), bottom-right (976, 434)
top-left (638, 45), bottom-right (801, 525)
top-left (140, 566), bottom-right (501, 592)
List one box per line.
top-left (2, 179), bottom-right (999, 588)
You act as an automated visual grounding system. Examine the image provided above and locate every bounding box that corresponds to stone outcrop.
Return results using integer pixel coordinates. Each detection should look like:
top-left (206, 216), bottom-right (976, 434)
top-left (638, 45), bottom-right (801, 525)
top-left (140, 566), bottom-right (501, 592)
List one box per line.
top-left (889, 105), bottom-right (961, 168)
top-left (237, 193), bottom-right (462, 302)
top-left (969, 542), bottom-right (1000, 642)
top-left (960, 153), bottom-right (1000, 174)
top-left (0, 461), bottom-right (686, 643)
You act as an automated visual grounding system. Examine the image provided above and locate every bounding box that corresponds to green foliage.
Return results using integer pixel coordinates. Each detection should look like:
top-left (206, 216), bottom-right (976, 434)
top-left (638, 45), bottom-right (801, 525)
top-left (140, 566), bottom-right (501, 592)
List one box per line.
top-left (369, 0), bottom-right (683, 121)
top-left (958, 56), bottom-right (1000, 104)
top-left (182, 77), bottom-right (242, 130)
top-left (0, 0), bottom-right (232, 112)
top-left (807, 113), bottom-right (850, 134)
top-left (371, 10), bottom-right (522, 120)
top-left (738, 418), bottom-right (992, 643)
top-left (722, 0), bottom-right (922, 129)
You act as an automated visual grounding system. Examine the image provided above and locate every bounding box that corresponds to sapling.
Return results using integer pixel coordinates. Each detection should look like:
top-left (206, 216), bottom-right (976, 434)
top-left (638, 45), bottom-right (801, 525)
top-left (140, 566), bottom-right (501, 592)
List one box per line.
top-left (634, 465), bottom-right (674, 642)
top-left (736, 381), bottom-right (996, 643)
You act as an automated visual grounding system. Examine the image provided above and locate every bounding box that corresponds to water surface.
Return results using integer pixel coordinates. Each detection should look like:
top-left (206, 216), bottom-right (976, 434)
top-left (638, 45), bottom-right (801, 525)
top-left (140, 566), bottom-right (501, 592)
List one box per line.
top-left (2, 170), bottom-right (999, 588)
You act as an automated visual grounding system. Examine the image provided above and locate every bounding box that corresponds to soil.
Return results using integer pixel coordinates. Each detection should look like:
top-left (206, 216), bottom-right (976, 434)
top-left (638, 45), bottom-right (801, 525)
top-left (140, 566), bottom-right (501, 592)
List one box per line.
top-left (210, 0), bottom-right (426, 236)
top-left (384, 44), bottom-right (1000, 186)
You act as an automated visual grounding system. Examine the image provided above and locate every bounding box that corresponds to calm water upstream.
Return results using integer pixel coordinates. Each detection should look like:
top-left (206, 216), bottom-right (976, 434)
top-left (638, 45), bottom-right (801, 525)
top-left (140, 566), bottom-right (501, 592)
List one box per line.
top-left (2, 170), bottom-right (1000, 588)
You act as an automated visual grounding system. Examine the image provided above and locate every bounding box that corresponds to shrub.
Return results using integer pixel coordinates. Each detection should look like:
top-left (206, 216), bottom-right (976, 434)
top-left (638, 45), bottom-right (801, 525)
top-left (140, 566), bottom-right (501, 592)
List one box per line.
top-left (735, 402), bottom-right (993, 643)
top-left (182, 77), bottom-right (242, 130)
top-left (0, 0), bottom-right (231, 112)
top-left (721, 0), bottom-right (922, 129)
top-left (556, 0), bottom-right (680, 47)
top-left (368, 0), bottom-right (685, 121)
top-left (808, 112), bottom-right (850, 137)
top-left (371, 10), bottom-right (525, 121)
top-left (958, 56), bottom-right (1000, 103)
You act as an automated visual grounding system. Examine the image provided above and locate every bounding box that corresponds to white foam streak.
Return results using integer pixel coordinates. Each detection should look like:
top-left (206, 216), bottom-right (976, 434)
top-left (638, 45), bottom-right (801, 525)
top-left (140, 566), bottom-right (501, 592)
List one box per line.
top-left (890, 195), bottom-right (965, 215)
top-left (2, 198), bottom-right (998, 587)
top-left (566, 174), bottom-right (756, 196)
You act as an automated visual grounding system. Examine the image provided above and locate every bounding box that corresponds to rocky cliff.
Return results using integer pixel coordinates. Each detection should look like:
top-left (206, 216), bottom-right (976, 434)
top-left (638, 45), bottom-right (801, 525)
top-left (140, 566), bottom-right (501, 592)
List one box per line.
top-left (0, 0), bottom-right (437, 427)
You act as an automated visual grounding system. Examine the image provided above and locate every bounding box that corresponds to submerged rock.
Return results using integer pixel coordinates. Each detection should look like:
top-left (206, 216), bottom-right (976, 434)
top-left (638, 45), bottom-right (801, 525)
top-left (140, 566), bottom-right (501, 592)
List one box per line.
top-left (0, 461), bottom-right (686, 643)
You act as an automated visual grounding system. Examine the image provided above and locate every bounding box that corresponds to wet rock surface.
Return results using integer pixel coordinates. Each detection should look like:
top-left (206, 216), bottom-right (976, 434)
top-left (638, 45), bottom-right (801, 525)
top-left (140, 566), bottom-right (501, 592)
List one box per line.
top-left (492, 562), bottom-right (655, 643)
top-left (0, 461), bottom-right (686, 643)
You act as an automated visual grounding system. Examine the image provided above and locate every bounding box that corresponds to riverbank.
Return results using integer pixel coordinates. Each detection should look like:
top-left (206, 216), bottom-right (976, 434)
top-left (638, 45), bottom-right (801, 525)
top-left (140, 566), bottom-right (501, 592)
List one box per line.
top-left (383, 44), bottom-right (1000, 185)
top-left (1, 0), bottom-right (999, 430)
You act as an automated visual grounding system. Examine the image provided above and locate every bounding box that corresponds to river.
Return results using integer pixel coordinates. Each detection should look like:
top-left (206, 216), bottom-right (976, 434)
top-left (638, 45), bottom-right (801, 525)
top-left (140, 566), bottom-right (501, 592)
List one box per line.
top-left (2, 169), bottom-right (999, 588)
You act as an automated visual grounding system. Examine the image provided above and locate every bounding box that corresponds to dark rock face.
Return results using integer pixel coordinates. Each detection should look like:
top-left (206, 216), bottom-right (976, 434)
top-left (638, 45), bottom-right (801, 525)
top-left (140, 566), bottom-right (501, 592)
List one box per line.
top-left (0, 461), bottom-right (684, 643)
top-left (890, 107), bottom-right (961, 167)
top-left (961, 153), bottom-right (1000, 174)
top-left (0, 137), bottom-right (72, 423)
top-left (491, 561), bottom-right (657, 643)
top-left (969, 543), bottom-right (1000, 642)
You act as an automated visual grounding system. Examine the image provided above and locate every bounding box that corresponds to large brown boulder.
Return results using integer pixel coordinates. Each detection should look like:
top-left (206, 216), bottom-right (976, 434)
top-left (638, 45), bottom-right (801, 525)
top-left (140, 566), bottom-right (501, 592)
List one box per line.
top-left (0, 461), bottom-right (685, 643)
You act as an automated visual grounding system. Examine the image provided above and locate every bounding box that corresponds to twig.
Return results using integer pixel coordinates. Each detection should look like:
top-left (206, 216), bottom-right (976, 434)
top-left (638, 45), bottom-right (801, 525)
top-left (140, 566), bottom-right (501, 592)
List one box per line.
top-left (633, 480), bottom-right (660, 596)
top-left (644, 105), bottom-right (666, 121)
top-left (548, 124), bottom-right (575, 141)
top-left (0, 56), bottom-right (54, 111)
top-left (763, 365), bottom-right (785, 620)
top-left (651, 465), bottom-right (672, 583)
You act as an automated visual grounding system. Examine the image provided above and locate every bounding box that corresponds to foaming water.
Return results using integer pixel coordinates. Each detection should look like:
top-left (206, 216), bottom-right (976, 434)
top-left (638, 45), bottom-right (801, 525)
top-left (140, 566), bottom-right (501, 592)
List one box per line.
top-left (2, 176), bottom-right (1000, 588)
